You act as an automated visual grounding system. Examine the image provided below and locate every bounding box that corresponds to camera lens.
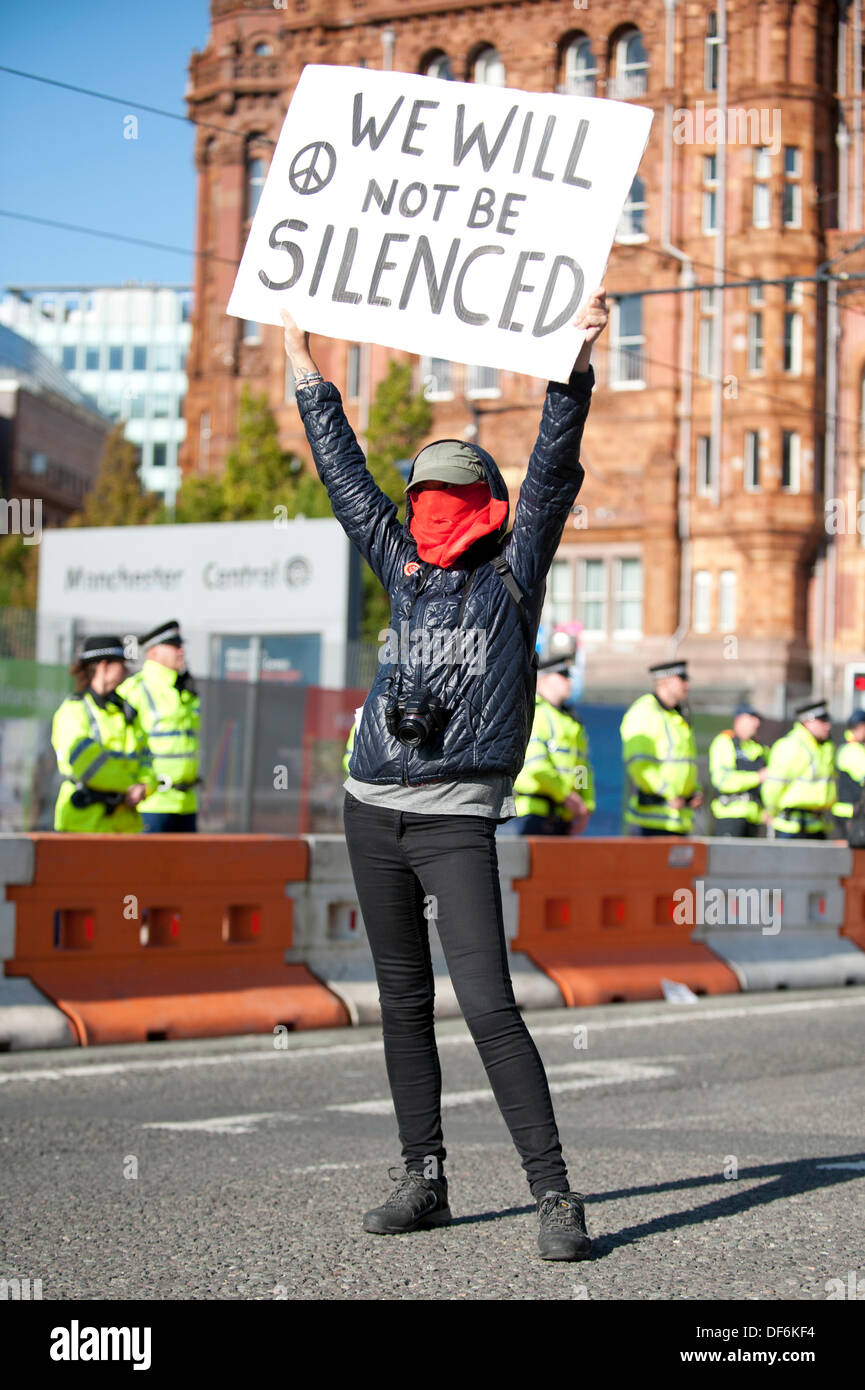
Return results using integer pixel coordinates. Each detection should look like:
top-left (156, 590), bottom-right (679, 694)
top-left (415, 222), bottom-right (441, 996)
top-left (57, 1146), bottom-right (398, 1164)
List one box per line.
top-left (398, 715), bottom-right (429, 747)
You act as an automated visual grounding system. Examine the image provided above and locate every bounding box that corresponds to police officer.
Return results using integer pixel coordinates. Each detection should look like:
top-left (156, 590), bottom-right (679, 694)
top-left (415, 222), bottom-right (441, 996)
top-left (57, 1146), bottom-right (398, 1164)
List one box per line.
top-left (620, 660), bottom-right (701, 836)
top-left (51, 635), bottom-right (156, 833)
top-left (762, 697), bottom-right (836, 840)
top-left (118, 619), bottom-right (200, 833)
top-left (831, 709), bottom-right (865, 838)
top-left (503, 652), bottom-right (595, 836)
top-left (709, 703), bottom-right (769, 837)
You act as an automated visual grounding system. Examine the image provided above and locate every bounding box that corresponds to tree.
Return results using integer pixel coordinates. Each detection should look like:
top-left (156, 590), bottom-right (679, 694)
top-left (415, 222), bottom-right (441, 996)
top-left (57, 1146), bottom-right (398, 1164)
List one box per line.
top-left (172, 383), bottom-right (331, 523)
top-left (0, 533), bottom-right (38, 612)
top-left (68, 423), bottom-right (161, 527)
top-left (359, 360), bottom-right (432, 642)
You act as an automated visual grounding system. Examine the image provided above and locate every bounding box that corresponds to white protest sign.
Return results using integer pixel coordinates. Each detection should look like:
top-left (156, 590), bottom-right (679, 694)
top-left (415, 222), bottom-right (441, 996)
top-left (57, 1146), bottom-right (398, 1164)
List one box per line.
top-left (227, 65), bottom-right (652, 383)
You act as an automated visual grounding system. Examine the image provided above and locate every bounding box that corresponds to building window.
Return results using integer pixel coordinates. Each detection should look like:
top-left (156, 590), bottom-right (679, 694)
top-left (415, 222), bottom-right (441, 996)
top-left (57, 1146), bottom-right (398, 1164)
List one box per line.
top-left (27, 450), bottom-right (47, 475)
top-left (609, 295), bottom-right (645, 389)
top-left (705, 11), bottom-right (720, 91)
top-left (466, 364), bottom-right (500, 398)
top-left (61, 345), bottom-right (77, 371)
top-left (613, 557), bottom-right (643, 634)
top-left (697, 436), bottom-right (712, 496)
top-left (421, 356), bottom-right (453, 399)
top-left (128, 394), bottom-right (146, 418)
top-left (611, 28), bottom-right (648, 99)
top-left (347, 345), bottom-right (361, 400)
top-left (199, 410), bottom-right (212, 469)
top-left (616, 176), bottom-right (647, 241)
top-left (108, 345), bottom-right (124, 371)
top-left (578, 558), bottom-right (606, 632)
top-left (423, 52), bottom-right (455, 80)
top-left (702, 154), bottom-right (718, 233)
top-left (153, 345), bottom-right (174, 371)
top-left (747, 311), bottom-right (764, 372)
top-left (85, 347), bottom-right (100, 371)
top-left (784, 279), bottom-right (803, 306)
top-left (152, 393), bottom-right (173, 419)
top-left (473, 46), bottom-right (505, 86)
top-left (132, 345), bottom-right (147, 370)
top-left (246, 142), bottom-right (268, 220)
top-left (781, 430), bottom-right (800, 491)
top-left (783, 312), bottom-right (802, 373)
top-left (242, 321), bottom-right (262, 345)
top-left (718, 570), bottom-right (736, 632)
top-left (550, 559), bottom-right (573, 626)
top-left (253, 42), bottom-right (272, 56)
top-left (693, 570), bottom-right (712, 633)
top-left (562, 36), bottom-right (597, 96)
top-left (152, 443), bottom-right (167, 468)
top-left (753, 146), bottom-right (771, 227)
top-left (744, 430), bottom-right (760, 490)
top-left (783, 146), bottom-right (802, 227)
top-left (698, 289), bottom-right (716, 378)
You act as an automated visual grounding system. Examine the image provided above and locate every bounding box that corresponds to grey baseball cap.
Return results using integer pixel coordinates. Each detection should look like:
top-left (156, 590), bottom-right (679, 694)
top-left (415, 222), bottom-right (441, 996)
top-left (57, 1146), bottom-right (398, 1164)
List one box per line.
top-left (404, 440), bottom-right (487, 492)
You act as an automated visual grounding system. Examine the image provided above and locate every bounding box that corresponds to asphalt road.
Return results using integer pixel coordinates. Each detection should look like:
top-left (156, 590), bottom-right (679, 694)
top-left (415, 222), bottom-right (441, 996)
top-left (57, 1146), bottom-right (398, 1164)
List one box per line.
top-left (1, 987), bottom-right (864, 1301)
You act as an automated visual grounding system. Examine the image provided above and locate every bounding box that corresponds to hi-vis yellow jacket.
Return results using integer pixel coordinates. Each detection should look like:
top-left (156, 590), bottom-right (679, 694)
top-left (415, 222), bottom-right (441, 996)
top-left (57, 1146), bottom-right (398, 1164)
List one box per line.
top-left (51, 689), bottom-right (157, 833)
top-left (762, 723), bottom-right (836, 835)
top-left (709, 730), bottom-right (769, 825)
top-left (832, 733), bottom-right (865, 818)
top-left (513, 696), bottom-right (595, 821)
top-left (117, 660), bottom-right (200, 815)
top-left (620, 692), bottom-right (699, 833)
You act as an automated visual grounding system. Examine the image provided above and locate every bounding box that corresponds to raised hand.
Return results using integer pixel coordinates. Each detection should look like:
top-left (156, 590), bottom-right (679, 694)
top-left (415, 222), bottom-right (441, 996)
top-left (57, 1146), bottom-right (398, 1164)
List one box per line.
top-left (572, 286), bottom-right (608, 372)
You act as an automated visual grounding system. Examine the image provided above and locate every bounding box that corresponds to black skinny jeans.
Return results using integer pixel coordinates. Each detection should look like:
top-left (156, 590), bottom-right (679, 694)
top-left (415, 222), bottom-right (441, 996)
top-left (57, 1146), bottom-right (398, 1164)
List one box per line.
top-left (342, 790), bottom-right (570, 1200)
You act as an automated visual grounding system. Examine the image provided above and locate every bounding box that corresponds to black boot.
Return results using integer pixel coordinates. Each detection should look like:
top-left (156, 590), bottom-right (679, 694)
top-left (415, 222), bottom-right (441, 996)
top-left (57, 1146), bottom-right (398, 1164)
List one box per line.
top-left (536, 1190), bottom-right (592, 1261)
top-left (363, 1166), bottom-right (452, 1234)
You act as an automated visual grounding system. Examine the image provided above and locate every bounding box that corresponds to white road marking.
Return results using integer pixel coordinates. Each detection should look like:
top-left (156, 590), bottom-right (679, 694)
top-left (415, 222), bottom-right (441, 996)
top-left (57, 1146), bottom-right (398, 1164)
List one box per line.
top-left (1, 994), bottom-right (864, 1085)
top-left (141, 1111), bottom-right (297, 1134)
top-left (327, 1060), bottom-right (676, 1115)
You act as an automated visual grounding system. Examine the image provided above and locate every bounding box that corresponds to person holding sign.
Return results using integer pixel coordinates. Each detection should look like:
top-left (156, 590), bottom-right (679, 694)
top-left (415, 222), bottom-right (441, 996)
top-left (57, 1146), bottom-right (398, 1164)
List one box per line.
top-left (281, 289), bottom-right (607, 1262)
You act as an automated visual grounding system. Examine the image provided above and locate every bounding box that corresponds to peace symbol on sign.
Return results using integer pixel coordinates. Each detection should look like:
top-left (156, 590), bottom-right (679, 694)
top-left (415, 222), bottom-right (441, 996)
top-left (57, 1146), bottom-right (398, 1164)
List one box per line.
top-left (288, 141), bottom-right (337, 195)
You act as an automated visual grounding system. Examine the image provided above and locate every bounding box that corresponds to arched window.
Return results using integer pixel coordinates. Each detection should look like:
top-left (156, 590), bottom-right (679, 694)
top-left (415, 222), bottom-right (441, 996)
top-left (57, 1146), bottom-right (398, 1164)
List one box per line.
top-left (616, 175), bottom-right (647, 240)
top-left (245, 135), bottom-right (269, 220)
top-left (562, 36), bottom-right (597, 96)
top-left (423, 52), bottom-right (455, 80)
top-left (253, 42), bottom-right (272, 56)
top-left (611, 28), bottom-right (648, 99)
top-left (473, 46), bottom-right (505, 86)
top-left (705, 12), bottom-right (720, 91)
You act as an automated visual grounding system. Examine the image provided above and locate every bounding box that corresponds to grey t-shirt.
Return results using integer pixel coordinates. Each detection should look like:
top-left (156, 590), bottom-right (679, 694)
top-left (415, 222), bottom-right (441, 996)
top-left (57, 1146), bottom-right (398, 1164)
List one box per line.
top-left (344, 773), bottom-right (516, 820)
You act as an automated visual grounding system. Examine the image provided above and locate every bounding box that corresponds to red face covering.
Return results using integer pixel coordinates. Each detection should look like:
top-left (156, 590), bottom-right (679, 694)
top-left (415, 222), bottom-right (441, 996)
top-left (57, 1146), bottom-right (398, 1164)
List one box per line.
top-left (409, 482), bottom-right (509, 568)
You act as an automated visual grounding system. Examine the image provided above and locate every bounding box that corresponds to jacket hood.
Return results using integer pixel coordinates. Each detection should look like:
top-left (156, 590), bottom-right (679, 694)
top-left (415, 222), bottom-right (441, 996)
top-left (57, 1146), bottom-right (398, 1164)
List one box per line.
top-left (402, 438), bottom-right (510, 564)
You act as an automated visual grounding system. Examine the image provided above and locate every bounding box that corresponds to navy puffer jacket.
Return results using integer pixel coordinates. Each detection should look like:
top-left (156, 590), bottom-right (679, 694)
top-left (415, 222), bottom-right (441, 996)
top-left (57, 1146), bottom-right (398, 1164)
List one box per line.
top-left (297, 366), bottom-right (594, 785)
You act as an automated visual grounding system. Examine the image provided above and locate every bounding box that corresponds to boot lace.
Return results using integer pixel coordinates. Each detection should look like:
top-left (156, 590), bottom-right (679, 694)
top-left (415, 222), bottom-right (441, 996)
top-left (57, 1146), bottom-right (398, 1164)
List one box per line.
top-left (383, 1166), bottom-right (436, 1208)
top-left (538, 1191), bottom-right (586, 1229)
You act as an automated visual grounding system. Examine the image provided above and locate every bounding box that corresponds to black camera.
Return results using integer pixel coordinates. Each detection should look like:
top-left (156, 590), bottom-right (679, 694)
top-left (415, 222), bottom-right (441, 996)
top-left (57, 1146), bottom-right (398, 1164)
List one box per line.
top-left (385, 678), bottom-right (449, 748)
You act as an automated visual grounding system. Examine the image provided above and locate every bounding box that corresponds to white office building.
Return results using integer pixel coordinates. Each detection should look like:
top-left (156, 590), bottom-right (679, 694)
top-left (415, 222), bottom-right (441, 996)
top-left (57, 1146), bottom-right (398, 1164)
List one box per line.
top-left (0, 284), bottom-right (192, 503)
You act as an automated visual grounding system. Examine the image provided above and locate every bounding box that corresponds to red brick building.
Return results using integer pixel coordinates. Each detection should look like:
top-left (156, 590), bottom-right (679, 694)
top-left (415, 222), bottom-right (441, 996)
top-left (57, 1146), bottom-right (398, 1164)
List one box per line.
top-left (182, 0), bottom-right (865, 715)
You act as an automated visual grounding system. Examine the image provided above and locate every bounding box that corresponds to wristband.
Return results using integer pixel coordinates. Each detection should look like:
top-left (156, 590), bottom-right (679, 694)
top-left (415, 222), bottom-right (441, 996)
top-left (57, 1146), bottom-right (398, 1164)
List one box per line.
top-left (294, 370), bottom-right (323, 391)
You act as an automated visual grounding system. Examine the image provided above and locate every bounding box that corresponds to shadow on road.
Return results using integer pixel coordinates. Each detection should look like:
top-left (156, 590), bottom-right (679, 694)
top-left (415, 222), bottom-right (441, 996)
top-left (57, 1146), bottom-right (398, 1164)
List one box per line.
top-left (445, 1152), bottom-right (865, 1258)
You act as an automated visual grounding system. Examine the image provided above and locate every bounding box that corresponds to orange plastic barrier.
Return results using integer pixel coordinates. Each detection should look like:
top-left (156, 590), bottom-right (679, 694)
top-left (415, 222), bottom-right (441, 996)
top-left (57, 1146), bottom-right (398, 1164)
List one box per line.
top-left (511, 838), bottom-right (739, 1005)
top-left (5, 835), bottom-right (349, 1044)
top-left (840, 847), bottom-right (865, 953)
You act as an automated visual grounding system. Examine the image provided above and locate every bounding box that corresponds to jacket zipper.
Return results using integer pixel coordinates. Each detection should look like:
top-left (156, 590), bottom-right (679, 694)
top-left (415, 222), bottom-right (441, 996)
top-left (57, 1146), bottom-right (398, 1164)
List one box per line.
top-left (401, 565), bottom-right (434, 786)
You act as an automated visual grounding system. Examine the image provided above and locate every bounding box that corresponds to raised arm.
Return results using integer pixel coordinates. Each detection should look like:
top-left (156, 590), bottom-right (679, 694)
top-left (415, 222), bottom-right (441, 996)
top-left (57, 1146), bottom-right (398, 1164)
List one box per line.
top-left (507, 288), bottom-right (607, 598)
top-left (281, 309), bottom-right (411, 594)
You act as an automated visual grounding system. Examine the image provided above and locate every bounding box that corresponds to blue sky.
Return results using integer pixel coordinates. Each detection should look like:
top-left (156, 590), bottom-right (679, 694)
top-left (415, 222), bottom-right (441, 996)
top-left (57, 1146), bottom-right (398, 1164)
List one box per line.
top-left (0, 0), bottom-right (211, 288)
